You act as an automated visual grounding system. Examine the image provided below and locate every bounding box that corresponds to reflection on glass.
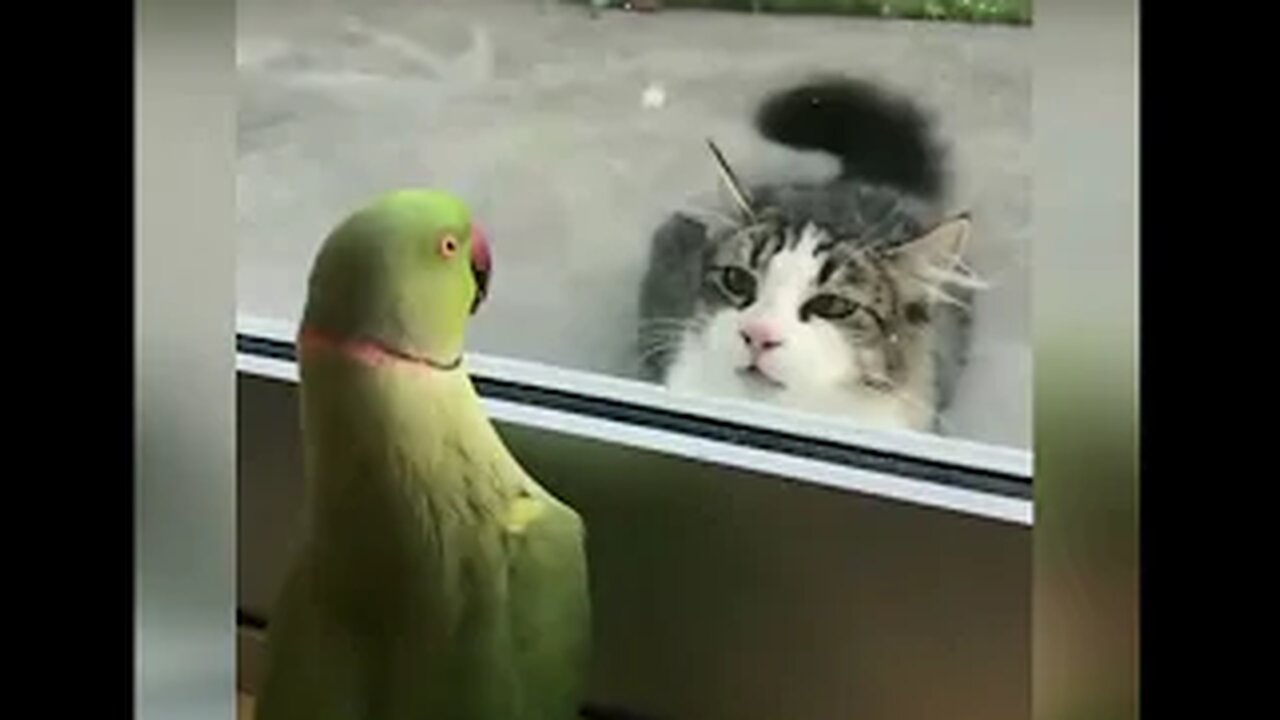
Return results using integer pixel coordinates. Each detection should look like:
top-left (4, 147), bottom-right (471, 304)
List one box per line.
top-left (237, 0), bottom-right (1031, 451)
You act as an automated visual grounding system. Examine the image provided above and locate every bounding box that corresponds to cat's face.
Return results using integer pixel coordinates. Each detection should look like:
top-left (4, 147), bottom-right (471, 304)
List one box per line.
top-left (676, 213), bottom-right (970, 401)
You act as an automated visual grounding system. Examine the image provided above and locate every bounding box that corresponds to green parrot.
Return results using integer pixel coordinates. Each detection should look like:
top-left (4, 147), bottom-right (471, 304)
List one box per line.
top-left (254, 189), bottom-right (592, 720)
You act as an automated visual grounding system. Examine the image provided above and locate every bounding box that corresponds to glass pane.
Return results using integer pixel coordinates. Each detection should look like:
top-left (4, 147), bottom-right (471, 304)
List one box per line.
top-left (237, 0), bottom-right (1032, 460)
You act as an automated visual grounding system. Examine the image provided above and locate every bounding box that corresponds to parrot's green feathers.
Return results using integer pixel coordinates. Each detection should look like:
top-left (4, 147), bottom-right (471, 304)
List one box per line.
top-left (301, 188), bottom-right (491, 364)
top-left (256, 188), bottom-right (589, 720)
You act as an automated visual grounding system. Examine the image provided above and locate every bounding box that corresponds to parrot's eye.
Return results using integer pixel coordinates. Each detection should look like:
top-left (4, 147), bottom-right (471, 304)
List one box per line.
top-left (440, 235), bottom-right (459, 258)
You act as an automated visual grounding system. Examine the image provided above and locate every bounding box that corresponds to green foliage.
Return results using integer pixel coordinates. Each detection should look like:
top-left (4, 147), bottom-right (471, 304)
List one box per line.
top-left (569, 0), bottom-right (1032, 25)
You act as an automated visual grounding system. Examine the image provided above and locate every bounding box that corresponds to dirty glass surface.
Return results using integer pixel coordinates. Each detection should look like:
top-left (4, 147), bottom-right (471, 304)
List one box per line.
top-left (237, 0), bottom-right (1032, 452)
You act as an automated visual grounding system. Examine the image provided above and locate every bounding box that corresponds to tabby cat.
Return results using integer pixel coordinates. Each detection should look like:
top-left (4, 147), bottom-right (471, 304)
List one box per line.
top-left (637, 76), bottom-right (983, 433)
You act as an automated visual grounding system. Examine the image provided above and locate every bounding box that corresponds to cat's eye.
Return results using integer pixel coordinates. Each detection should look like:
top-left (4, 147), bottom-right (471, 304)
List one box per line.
top-left (801, 294), bottom-right (858, 321)
top-left (719, 266), bottom-right (756, 301)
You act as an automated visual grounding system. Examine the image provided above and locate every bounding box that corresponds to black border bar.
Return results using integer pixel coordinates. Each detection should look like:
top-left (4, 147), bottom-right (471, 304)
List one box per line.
top-left (237, 333), bottom-right (1032, 501)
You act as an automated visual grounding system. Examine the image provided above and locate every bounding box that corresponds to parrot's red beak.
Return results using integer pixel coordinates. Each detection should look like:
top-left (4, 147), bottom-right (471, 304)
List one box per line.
top-left (470, 223), bottom-right (491, 315)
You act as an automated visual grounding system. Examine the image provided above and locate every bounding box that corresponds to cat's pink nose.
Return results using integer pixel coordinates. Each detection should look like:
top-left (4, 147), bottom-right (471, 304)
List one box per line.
top-left (740, 321), bottom-right (783, 356)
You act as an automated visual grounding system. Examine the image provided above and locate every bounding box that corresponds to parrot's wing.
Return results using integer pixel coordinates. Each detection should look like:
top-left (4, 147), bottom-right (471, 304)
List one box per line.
top-left (502, 490), bottom-right (593, 720)
top-left (254, 561), bottom-right (370, 720)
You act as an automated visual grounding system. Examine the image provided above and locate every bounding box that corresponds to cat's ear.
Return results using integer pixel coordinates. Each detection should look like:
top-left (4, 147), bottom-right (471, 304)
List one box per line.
top-left (889, 214), bottom-right (981, 291)
top-left (706, 138), bottom-right (756, 222)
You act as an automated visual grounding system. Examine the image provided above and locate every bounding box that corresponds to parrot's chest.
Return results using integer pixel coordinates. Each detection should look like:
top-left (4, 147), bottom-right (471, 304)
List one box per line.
top-left (293, 366), bottom-right (589, 718)
top-left (315, 456), bottom-right (543, 619)
top-left (307, 489), bottom-right (584, 718)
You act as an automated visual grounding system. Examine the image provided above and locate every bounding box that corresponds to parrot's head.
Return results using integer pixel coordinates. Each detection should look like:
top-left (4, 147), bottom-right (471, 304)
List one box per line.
top-left (300, 189), bottom-right (493, 367)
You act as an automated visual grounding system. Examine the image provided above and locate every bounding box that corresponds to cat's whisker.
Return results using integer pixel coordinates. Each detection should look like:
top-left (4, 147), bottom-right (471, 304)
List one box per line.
top-left (952, 255), bottom-right (984, 278)
top-left (637, 340), bottom-right (684, 364)
top-left (638, 330), bottom-right (688, 341)
top-left (638, 321), bottom-right (699, 335)
top-left (638, 325), bottom-right (689, 335)
top-left (638, 324), bottom-right (691, 339)
top-left (639, 317), bottom-right (702, 327)
top-left (929, 287), bottom-right (974, 311)
top-left (905, 265), bottom-right (989, 308)
top-left (637, 336), bottom-right (687, 353)
top-left (639, 316), bottom-right (709, 334)
top-left (638, 324), bottom-right (701, 340)
top-left (901, 271), bottom-right (974, 308)
top-left (918, 263), bottom-right (991, 291)
top-left (640, 313), bottom-right (707, 323)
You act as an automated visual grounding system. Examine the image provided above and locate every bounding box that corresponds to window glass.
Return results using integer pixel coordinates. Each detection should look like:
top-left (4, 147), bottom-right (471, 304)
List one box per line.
top-left (237, 0), bottom-right (1033, 458)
